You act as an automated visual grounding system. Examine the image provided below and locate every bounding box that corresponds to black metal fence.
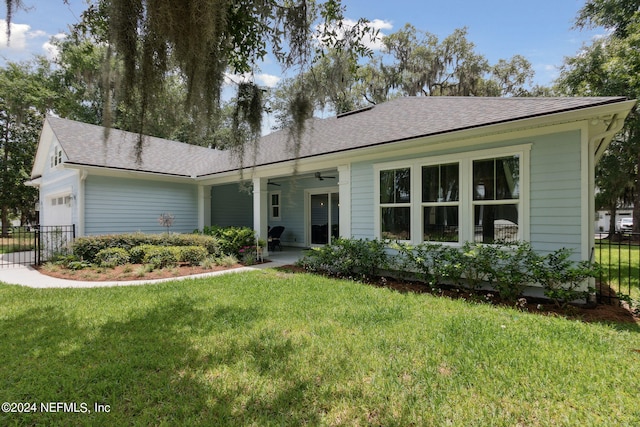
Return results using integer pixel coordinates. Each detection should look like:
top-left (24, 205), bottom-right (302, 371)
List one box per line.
top-left (594, 232), bottom-right (640, 304)
top-left (0, 225), bottom-right (75, 268)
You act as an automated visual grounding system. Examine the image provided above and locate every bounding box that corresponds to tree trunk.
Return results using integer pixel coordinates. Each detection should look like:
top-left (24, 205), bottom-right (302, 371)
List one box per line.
top-left (608, 204), bottom-right (618, 239)
top-left (1, 205), bottom-right (9, 238)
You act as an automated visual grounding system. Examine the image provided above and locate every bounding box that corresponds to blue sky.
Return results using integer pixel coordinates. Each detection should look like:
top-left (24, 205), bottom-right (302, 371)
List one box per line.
top-left (0, 0), bottom-right (605, 88)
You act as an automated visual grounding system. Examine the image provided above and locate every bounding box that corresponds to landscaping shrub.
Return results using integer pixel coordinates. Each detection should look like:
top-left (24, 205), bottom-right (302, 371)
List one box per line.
top-left (73, 232), bottom-right (219, 262)
top-left (299, 237), bottom-right (596, 304)
top-left (297, 238), bottom-right (389, 279)
top-left (95, 247), bottom-right (131, 268)
top-left (129, 244), bottom-right (156, 264)
top-left (197, 225), bottom-right (256, 257)
top-left (395, 242), bottom-right (464, 286)
top-left (143, 246), bottom-right (180, 269)
top-left (530, 248), bottom-right (598, 307)
top-left (483, 241), bottom-right (537, 301)
top-left (178, 246), bottom-right (209, 266)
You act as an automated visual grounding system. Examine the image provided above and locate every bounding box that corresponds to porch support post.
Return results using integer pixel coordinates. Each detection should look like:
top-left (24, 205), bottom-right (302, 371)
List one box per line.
top-left (253, 177), bottom-right (269, 256)
top-left (197, 185), bottom-right (212, 231)
top-left (338, 164), bottom-right (351, 238)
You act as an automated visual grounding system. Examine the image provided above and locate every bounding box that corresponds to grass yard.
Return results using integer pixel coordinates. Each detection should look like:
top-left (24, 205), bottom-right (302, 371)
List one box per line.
top-left (0, 235), bottom-right (34, 254)
top-left (595, 243), bottom-right (640, 301)
top-left (1, 269), bottom-right (639, 426)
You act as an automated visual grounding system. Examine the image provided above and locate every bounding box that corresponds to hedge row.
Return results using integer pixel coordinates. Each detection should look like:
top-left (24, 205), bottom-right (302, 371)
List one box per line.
top-left (73, 233), bottom-right (220, 263)
top-left (95, 245), bottom-right (209, 268)
top-left (297, 238), bottom-right (598, 306)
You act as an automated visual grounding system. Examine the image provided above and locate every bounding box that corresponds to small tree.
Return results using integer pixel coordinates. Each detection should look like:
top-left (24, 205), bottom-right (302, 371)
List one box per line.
top-left (157, 213), bottom-right (175, 232)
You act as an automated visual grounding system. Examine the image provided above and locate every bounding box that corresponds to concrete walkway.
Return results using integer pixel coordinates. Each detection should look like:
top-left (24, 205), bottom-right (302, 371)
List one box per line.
top-left (0, 247), bottom-right (306, 289)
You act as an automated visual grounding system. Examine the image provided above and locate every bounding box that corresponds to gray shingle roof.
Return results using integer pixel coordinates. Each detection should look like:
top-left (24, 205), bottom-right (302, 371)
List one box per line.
top-left (248, 96), bottom-right (631, 171)
top-left (47, 117), bottom-right (231, 177)
top-left (47, 96), bottom-right (631, 178)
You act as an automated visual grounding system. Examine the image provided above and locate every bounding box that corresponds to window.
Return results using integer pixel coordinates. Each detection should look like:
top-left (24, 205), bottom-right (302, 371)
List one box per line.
top-left (375, 146), bottom-right (528, 244)
top-left (379, 167), bottom-right (411, 240)
top-left (422, 163), bottom-right (459, 242)
top-left (50, 145), bottom-right (63, 168)
top-left (270, 191), bottom-right (281, 220)
top-left (473, 156), bottom-right (519, 243)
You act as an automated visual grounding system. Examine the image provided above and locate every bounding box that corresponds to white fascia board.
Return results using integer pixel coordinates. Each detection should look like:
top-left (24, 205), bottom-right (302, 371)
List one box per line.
top-left (62, 163), bottom-right (195, 184)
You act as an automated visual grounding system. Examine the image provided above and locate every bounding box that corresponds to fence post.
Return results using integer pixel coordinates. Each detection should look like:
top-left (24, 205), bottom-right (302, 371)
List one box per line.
top-left (34, 226), bottom-right (40, 266)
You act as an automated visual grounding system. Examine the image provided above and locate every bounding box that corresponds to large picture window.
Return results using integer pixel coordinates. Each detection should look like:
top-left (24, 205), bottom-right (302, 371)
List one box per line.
top-left (375, 146), bottom-right (527, 244)
top-left (380, 167), bottom-right (411, 240)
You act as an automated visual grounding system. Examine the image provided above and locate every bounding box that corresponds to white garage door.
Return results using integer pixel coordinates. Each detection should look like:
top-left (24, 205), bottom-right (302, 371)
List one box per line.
top-left (44, 195), bottom-right (72, 226)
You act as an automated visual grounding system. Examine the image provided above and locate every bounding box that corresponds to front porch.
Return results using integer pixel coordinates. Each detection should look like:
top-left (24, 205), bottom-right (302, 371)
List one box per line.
top-left (265, 246), bottom-right (307, 266)
top-left (203, 165), bottom-right (351, 256)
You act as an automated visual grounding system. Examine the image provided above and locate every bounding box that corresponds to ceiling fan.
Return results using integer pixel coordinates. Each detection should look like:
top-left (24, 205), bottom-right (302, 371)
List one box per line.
top-left (315, 172), bottom-right (336, 181)
top-left (267, 180), bottom-right (281, 186)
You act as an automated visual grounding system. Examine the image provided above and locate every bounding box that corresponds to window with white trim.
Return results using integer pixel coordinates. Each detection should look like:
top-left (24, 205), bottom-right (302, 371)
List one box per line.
top-left (379, 167), bottom-right (411, 240)
top-left (473, 156), bottom-right (520, 243)
top-left (50, 145), bottom-right (63, 168)
top-left (270, 191), bottom-right (281, 220)
top-left (375, 146), bottom-right (528, 244)
top-left (422, 162), bottom-right (459, 242)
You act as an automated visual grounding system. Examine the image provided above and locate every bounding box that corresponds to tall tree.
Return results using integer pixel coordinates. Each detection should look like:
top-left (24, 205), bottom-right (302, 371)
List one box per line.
top-left (6, 0), bottom-right (377, 153)
top-left (557, 1), bottom-right (640, 232)
top-left (0, 62), bottom-right (53, 236)
top-left (270, 24), bottom-right (537, 123)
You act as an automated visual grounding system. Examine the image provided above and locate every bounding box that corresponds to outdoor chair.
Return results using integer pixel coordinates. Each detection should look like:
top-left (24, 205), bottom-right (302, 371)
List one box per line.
top-left (268, 226), bottom-right (285, 251)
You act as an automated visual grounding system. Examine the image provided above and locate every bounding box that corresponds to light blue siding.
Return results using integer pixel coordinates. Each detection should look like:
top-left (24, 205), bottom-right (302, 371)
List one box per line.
top-left (210, 183), bottom-right (253, 228)
top-left (529, 130), bottom-right (582, 255)
top-left (84, 176), bottom-right (198, 235)
top-left (350, 162), bottom-right (374, 239)
top-left (347, 129), bottom-right (585, 259)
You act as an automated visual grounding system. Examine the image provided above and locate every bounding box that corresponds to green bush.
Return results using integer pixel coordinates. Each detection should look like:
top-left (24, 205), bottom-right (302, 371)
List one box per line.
top-left (395, 242), bottom-right (464, 286)
top-left (530, 248), bottom-right (598, 307)
top-left (143, 246), bottom-right (180, 269)
top-left (297, 238), bottom-right (389, 279)
top-left (197, 226), bottom-right (256, 257)
top-left (73, 233), bottom-right (220, 262)
top-left (95, 247), bottom-right (131, 268)
top-left (483, 241), bottom-right (537, 301)
top-left (178, 246), bottom-right (209, 266)
top-left (129, 244), bottom-right (156, 264)
top-left (300, 238), bottom-right (595, 304)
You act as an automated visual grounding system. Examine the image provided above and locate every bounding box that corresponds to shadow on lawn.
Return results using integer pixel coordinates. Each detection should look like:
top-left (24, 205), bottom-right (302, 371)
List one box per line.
top-left (0, 296), bottom-right (320, 425)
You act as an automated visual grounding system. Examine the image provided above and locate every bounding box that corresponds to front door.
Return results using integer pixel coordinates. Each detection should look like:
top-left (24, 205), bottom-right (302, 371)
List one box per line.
top-left (307, 189), bottom-right (339, 246)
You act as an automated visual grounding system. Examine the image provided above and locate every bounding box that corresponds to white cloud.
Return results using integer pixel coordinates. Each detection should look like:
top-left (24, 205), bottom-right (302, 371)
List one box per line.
top-left (255, 73), bottom-right (280, 88)
top-left (224, 72), bottom-right (281, 89)
top-left (369, 19), bottom-right (394, 32)
top-left (42, 32), bottom-right (66, 60)
top-left (0, 20), bottom-right (31, 50)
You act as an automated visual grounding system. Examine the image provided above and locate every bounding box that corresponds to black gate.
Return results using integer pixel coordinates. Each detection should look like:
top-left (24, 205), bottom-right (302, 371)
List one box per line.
top-left (0, 225), bottom-right (75, 268)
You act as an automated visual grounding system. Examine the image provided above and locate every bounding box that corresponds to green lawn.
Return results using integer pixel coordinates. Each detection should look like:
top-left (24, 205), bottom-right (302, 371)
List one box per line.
top-left (1, 270), bottom-right (639, 426)
top-left (595, 244), bottom-right (640, 300)
top-left (0, 234), bottom-right (34, 254)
